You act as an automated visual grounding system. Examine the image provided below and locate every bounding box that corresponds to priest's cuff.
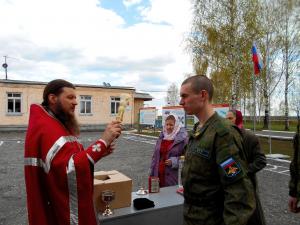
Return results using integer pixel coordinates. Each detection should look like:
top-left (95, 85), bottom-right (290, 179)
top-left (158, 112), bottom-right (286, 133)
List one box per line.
top-left (86, 140), bottom-right (108, 164)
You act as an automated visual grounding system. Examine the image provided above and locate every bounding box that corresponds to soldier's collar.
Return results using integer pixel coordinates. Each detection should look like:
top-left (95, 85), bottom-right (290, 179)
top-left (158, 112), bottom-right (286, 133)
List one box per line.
top-left (192, 112), bottom-right (219, 138)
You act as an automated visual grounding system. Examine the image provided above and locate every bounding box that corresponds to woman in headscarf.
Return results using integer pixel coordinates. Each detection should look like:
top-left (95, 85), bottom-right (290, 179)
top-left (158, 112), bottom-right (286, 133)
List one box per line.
top-left (150, 114), bottom-right (188, 187)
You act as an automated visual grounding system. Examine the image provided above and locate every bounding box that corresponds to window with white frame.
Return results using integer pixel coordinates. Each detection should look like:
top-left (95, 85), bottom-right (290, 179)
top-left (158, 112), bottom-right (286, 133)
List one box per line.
top-left (7, 92), bottom-right (22, 114)
top-left (80, 95), bottom-right (92, 114)
top-left (110, 97), bottom-right (120, 115)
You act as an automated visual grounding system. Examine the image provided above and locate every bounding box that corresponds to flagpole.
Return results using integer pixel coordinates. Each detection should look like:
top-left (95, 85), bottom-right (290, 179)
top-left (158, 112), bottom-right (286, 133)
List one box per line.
top-left (269, 94), bottom-right (272, 154)
top-left (251, 42), bottom-right (262, 132)
top-left (253, 74), bottom-right (256, 132)
top-left (265, 35), bottom-right (272, 154)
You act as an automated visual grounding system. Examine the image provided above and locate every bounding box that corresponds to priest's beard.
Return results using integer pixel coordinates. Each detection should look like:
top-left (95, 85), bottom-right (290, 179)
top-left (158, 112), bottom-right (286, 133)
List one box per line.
top-left (54, 101), bottom-right (80, 136)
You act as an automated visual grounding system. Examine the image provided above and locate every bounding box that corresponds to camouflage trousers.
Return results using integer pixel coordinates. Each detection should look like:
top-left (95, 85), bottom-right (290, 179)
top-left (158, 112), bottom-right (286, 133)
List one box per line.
top-left (183, 203), bottom-right (225, 225)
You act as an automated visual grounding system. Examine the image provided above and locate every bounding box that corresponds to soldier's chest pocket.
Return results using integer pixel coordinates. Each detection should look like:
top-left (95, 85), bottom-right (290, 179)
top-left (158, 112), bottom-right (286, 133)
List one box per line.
top-left (189, 144), bottom-right (212, 159)
top-left (188, 144), bottom-right (214, 172)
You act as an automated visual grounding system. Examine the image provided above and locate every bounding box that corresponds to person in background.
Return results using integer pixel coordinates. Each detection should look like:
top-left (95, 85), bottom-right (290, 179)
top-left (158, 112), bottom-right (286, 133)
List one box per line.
top-left (150, 114), bottom-right (188, 187)
top-left (24, 79), bottom-right (122, 225)
top-left (288, 124), bottom-right (300, 213)
top-left (226, 109), bottom-right (266, 225)
top-left (180, 75), bottom-right (255, 225)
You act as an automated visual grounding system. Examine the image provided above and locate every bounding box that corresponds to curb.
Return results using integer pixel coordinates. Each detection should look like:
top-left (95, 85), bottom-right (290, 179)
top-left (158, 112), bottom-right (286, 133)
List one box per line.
top-left (262, 130), bottom-right (296, 134)
top-left (123, 131), bottom-right (158, 139)
top-left (256, 134), bottom-right (293, 140)
top-left (267, 157), bottom-right (291, 163)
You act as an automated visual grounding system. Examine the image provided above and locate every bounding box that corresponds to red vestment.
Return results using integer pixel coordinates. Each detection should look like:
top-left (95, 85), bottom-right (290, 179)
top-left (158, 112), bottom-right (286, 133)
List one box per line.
top-left (24, 104), bottom-right (107, 225)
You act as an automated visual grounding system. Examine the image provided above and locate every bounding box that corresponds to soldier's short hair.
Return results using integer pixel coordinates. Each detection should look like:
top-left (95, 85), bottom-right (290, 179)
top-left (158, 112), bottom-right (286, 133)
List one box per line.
top-left (182, 75), bottom-right (214, 101)
top-left (42, 79), bottom-right (75, 106)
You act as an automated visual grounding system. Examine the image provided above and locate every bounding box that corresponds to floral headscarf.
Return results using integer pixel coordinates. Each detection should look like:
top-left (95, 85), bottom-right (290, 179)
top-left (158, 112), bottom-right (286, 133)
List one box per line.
top-left (162, 114), bottom-right (181, 140)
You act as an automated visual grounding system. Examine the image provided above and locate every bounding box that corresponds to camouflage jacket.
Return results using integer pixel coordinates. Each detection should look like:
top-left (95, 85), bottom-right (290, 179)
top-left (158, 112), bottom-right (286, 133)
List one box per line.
top-left (182, 113), bottom-right (256, 225)
top-left (289, 132), bottom-right (300, 199)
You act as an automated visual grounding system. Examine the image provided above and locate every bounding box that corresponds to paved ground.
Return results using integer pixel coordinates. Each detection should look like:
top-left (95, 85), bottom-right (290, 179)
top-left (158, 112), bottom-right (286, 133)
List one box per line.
top-left (0, 131), bottom-right (299, 225)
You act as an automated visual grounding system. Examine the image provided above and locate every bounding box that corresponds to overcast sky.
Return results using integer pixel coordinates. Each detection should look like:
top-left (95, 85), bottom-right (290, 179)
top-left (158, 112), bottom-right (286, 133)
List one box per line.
top-left (0, 0), bottom-right (194, 108)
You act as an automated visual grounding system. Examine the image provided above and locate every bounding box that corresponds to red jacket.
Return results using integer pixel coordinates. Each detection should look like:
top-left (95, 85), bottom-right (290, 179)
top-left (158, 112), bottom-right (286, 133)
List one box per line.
top-left (24, 104), bottom-right (106, 225)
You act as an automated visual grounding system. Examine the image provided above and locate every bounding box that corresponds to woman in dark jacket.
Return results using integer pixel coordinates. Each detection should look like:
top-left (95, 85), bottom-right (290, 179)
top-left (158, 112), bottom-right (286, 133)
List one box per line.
top-left (150, 114), bottom-right (188, 187)
top-left (226, 109), bottom-right (267, 225)
top-left (288, 130), bottom-right (300, 213)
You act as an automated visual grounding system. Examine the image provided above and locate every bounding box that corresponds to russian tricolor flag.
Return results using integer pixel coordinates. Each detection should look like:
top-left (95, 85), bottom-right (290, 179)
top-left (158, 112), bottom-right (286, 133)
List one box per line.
top-left (251, 42), bottom-right (263, 75)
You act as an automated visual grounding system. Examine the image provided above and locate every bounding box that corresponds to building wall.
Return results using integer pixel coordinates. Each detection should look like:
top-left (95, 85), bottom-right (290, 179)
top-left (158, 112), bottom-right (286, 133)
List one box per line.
top-left (0, 83), bottom-right (44, 126)
top-left (74, 86), bottom-right (135, 125)
top-left (133, 100), bottom-right (144, 124)
top-left (0, 82), bottom-right (138, 127)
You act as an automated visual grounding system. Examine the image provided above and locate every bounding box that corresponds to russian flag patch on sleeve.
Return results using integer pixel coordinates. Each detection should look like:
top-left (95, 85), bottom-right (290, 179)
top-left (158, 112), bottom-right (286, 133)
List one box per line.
top-left (220, 157), bottom-right (241, 177)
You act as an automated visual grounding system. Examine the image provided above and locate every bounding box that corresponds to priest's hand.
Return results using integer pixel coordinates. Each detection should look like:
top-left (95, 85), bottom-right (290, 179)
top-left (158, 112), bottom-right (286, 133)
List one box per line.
top-left (101, 120), bottom-right (122, 146)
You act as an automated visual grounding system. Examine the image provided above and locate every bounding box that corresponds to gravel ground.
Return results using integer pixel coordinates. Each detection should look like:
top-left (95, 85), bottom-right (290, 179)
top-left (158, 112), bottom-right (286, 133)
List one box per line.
top-left (0, 131), bottom-right (299, 225)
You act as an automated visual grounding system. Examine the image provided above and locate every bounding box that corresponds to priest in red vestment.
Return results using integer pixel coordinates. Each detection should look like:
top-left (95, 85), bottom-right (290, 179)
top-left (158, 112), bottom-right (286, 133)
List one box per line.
top-left (24, 79), bottom-right (122, 225)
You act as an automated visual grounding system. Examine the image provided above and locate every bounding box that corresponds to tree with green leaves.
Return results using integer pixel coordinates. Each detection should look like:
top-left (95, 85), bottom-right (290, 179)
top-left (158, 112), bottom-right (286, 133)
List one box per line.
top-left (187, 0), bottom-right (264, 108)
top-left (187, 0), bottom-right (299, 127)
top-left (278, 0), bottom-right (300, 130)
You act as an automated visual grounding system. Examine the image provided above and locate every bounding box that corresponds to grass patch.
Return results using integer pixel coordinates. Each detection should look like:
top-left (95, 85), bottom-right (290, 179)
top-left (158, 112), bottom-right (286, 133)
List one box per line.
top-left (137, 130), bottom-right (161, 137)
top-left (138, 126), bottom-right (294, 158)
top-left (136, 131), bottom-right (295, 159)
top-left (259, 137), bottom-right (294, 159)
top-left (244, 120), bottom-right (298, 132)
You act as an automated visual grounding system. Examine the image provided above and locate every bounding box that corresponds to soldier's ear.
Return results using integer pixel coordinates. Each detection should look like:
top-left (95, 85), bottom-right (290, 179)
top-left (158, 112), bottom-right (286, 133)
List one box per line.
top-left (200, 90), bottom-right (209, 101)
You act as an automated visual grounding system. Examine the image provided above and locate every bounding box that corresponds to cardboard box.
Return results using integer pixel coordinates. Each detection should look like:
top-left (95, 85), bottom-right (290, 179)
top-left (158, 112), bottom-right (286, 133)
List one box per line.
top-left (93, 170), bottom-right (132, 212)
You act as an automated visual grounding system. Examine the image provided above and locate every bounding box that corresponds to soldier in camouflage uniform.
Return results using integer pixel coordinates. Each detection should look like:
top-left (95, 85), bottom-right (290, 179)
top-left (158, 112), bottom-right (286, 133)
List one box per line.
top-left (288, 124), bottom-right (300, 213)
top-left (179, 75), bottom-right (256, 225)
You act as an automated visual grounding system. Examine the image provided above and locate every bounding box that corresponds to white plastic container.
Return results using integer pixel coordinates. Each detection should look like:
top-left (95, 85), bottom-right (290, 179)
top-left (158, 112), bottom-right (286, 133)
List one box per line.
top-left (178, 155), bottom-right (185, 188)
